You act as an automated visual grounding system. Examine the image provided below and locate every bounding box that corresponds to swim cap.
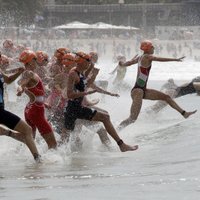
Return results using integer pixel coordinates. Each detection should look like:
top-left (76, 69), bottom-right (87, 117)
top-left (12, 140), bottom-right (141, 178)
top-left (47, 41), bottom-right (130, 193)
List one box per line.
top-left (62, 53), bottom-right (76, 66)
top-left (75, 51), bottom-right (91, 64)
top-left (140, 40), bottom-right (153, 52)
top-left (54, 48), bottom-right (70, 60)
top-left (19, 50), bottom-right (36, 64)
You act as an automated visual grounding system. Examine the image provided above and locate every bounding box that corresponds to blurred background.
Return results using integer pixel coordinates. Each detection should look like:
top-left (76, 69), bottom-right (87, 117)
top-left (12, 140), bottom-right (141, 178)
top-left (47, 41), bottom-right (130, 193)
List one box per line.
top-left (0, 0), bottom-right (200, 61)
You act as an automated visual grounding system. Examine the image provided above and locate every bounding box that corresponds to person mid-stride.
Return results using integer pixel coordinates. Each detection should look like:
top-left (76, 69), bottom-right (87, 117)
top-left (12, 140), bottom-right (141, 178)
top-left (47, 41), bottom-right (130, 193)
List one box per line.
top-left (118, 40), bottom-right (197, 130)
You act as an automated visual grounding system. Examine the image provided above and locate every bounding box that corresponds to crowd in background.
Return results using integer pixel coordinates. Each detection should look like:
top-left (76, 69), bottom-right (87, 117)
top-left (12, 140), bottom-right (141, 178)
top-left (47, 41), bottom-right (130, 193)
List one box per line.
top-left (0, 27), bottom-right (200, 61)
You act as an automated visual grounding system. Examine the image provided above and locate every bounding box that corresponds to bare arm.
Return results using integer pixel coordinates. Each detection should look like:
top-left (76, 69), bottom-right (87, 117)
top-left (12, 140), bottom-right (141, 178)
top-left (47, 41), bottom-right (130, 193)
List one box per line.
top-left (18, 70), bottom-right (34, 88)
top-left (90, 83), bottom-right (119, 97)
top-left (150, 55), bottom-right (185, 62)
top-left (86, 67), bottom-right (99, 87)
top-left (84, 62), bottom-right (94, 78)
top-left (1, 67), bottom-right (24, 84)
top-left (119, 54), bottom-right (139, 67)
top-left (109, 66), bottom-right (118, 74)
top-left (17, 70), bottom-right (34, 96)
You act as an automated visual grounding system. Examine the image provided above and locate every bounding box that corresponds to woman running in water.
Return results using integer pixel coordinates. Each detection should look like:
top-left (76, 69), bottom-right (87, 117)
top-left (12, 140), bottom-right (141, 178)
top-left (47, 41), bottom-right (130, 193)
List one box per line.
top-left (17, 50), bottom-right (57, 149)
top-left (0, 67), bottom-right (40, 162)
top-left (63, 51), bottom-right (138, 152)
top-left (118, 40), bottom-right (197, 130)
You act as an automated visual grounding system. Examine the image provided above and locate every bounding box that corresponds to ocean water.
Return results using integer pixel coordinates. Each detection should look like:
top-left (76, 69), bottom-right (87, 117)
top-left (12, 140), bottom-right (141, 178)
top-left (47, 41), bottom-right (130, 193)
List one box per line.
top-left (1, 59), bottom-right (200, 200)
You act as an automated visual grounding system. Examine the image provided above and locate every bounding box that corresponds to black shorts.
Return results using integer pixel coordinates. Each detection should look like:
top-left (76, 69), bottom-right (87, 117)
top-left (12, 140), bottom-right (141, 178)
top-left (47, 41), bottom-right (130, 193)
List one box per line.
top-left (64, 101), bottom-right (97, 131)
top-left (0, 108), bottom-right (21, 129)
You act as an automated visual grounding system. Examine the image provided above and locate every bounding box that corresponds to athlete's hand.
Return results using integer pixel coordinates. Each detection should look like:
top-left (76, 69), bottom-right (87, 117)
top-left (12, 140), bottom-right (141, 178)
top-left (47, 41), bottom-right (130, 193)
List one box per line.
top-left (110, 93), bottom-right (120, 97)
top-left (93, 67), bottom-right (100, 75)
top-left (16, 86), bottom-right (24, 96)
top-left (177, 56), bottom-right (185, 61)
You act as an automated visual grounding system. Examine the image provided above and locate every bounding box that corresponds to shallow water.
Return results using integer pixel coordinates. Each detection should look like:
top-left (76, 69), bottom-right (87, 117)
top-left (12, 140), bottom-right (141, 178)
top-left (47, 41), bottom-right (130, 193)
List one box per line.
top-left (1, 60), bottom-right (200, 200)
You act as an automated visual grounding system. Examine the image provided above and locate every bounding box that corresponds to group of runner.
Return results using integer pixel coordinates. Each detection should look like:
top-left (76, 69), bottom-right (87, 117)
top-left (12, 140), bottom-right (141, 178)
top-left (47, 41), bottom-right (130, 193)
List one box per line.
top-left (0, 38), bottom-right (197, 162)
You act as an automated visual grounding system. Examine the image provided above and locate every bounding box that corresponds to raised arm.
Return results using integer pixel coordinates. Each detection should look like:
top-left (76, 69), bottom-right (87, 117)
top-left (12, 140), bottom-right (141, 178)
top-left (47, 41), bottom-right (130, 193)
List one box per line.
top-left (18, 70), bottom-right (34, 88)
top-left (1, 67), bottom-right (24, 84)
top-left (119, 54), bottom-right (139, 67)
top-left (149, 55), bottom-right (185, 62)
top-left (17, 70), bottom-right (34, 96)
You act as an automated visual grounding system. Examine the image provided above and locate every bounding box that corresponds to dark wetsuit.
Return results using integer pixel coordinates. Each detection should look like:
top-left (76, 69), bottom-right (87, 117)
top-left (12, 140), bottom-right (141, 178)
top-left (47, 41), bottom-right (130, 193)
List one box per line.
top-left (132, 55), bottom-right (151, 97)
top-left (176, 76), bottom-right (200, 97)
top-left (64, 71), bottom-right (97, 130)
top-left (0, 73), bottom-right (20, 129)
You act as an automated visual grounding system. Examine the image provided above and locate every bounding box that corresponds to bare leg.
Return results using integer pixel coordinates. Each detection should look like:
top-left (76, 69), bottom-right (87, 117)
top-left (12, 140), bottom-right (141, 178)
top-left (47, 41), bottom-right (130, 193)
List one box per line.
top-left (92, 112), bottom-right (138, 152)
top-left (42, 132), bottom-right (57, 149)
top-left (79, 107), bottom-right (111, 146)
top-left (0, 124), bottom-right (25, 142)
top-left (14, 120), bottom-right (41, 161)
top-left (118, 89), bottom-right (144, 130)
top-left (145, 89), bottom-right (197, 118)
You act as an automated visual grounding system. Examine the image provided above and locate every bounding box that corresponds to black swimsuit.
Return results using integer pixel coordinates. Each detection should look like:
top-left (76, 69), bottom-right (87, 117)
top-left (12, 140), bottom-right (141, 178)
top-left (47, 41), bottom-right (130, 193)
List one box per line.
top-left (64, 71), bottom-right (97, 131)
top-left (0, 73), bottom-right (20, 129)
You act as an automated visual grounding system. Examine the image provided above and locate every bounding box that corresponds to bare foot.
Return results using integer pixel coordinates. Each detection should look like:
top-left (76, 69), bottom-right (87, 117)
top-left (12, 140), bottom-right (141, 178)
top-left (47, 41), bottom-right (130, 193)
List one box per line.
top-left (183, 110), bottom-right (197, 119)
top-left (119, 143), bottom-right (139, 152)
